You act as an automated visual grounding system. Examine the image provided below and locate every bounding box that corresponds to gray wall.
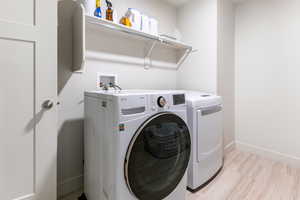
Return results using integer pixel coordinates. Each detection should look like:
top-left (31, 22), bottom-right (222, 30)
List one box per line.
top-left (218, 0), bottom-right (235, 147)
top-left (176, 0), bottom-right (236, 148)
top-left (176, 0), bottom-right (219, 93)
top-left (235, 0), bottom-right (300, 166)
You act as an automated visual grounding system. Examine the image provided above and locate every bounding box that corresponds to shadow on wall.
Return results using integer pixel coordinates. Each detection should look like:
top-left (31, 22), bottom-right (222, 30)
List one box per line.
top-left (57, 119), bottom-right (84, 198)
top-left (58, 0), bottom-right (76, 94)
top-left (85, 28), bottom-right (179, 69)
top-left (57, 0), bottom-right (84, 199)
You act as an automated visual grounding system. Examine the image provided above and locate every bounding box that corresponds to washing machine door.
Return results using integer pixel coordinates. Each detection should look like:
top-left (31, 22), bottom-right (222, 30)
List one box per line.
top-left (125, 112), bottom-right (191, 200)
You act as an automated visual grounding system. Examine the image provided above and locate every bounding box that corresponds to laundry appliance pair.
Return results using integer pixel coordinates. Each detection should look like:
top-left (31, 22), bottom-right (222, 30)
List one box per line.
top-left (84, 90), bottom-right (223, 200)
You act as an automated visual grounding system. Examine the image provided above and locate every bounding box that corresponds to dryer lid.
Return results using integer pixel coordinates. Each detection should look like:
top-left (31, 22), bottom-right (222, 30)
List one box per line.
top-left (185, 91), bottom-right (222, 108)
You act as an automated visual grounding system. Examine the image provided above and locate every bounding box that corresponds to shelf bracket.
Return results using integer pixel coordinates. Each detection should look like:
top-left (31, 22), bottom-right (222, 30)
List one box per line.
top-left (176, 48), bottom-right (193, 70)
top-left (144, 41), bottom-right (157, 70)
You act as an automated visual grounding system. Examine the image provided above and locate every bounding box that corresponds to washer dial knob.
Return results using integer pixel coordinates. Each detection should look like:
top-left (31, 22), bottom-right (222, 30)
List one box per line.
top-left (157, 96), bottom-right (167, 108)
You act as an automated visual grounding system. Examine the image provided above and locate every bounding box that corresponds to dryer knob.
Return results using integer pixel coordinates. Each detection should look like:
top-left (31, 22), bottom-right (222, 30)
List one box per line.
top-left (157, 96), bottom-right (167, 108)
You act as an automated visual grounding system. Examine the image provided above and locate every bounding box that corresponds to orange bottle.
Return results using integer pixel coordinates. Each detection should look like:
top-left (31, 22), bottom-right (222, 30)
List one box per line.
top-left (105, 0), bottom-right (113, 21)
top-left (120, 17), bottom-right (132, 27)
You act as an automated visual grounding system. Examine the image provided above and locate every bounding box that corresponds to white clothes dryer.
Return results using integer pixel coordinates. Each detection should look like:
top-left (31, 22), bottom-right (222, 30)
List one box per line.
top-left (185, 91), bottom-right (223, 192)
top-left (84, 90), bottom-right (191, 200)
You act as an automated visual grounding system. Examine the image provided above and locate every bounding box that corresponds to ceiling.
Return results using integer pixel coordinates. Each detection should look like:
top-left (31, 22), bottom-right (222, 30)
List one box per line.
top-left (165, 0), bottom-right (245, 6)
top-left (232, 0), bottom-right (247, 3)
top-left (164, 0), bottom-right (191, 6)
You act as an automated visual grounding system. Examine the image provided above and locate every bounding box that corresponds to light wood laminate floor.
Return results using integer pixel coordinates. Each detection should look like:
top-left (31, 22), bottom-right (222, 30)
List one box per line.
top-left (62, 149), bottom-right (300, 200)
top-left (187, 148), bottom-right (300, 200)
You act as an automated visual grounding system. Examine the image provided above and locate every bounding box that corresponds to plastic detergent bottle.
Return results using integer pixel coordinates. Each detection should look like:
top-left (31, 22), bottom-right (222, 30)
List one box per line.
top-left (120, 16), bottom-right (132, 27)
top-left (125, 8), bottom-right (141, 31)
top-left (94, 0), bottom-right (102, 18)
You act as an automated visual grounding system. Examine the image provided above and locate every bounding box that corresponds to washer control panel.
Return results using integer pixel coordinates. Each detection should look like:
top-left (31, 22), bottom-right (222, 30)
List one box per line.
top-left (150, 93), bottom-right (186, 112)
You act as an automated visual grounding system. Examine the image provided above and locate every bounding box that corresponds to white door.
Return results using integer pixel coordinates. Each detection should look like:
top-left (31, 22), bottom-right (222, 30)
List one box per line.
top-left (0, 1), bottom-right (57, 200)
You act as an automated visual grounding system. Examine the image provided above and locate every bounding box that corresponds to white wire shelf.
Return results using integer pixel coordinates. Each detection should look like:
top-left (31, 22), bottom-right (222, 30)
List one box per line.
top-left (72, 5), bottom-right (193, 72)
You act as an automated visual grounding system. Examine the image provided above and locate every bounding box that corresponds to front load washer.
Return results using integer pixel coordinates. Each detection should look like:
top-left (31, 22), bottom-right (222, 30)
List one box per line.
top-left (84, 90), bottom-right (191, 200)
top-left (185, 91), bottom-right (223, 192)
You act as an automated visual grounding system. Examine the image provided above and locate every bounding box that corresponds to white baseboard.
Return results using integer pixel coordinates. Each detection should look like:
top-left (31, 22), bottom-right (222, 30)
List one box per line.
top-left (58, 175), bottom-right (83, 199)
top-left (236, 141), bottom-right (300, 168)
top-left (224, 141), bottom-right (236, 155)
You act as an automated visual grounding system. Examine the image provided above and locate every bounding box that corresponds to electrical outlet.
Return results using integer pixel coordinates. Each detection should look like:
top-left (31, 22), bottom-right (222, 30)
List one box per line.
top-left (96, 73), bottom-right (118, 90)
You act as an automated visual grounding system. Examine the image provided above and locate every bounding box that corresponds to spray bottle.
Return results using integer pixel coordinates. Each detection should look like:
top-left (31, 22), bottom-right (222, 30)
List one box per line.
top-left (94, 0), bottom-right (102, 18)
top-left (105, 0), bottom-right (113, 21)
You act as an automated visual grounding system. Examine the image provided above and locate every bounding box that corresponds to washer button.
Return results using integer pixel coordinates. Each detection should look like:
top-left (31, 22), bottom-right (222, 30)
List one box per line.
top-left (157, 96), bottom-right (167, 108)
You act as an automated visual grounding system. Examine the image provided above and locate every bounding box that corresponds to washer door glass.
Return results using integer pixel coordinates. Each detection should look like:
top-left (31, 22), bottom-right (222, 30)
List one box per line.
top-left (125, 113), bottom-right (191, 200)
